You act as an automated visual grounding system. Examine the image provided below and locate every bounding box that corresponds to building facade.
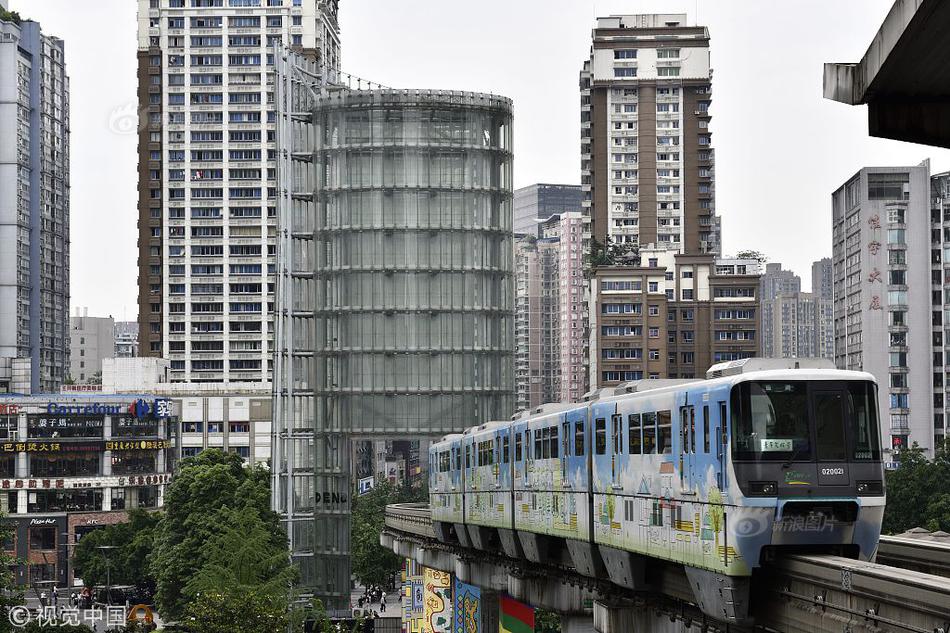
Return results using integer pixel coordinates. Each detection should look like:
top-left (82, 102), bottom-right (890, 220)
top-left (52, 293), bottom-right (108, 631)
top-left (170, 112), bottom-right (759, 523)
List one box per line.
top-left (101, 357), bottom-right (270, 465)
top-left (832, 162), bottom-right (933, 458)
top-left (0, 394), bottom-right (173, 588)
top-left (135, 0), bottom-right (340, 384)
top-left (513, 183), bottom-right (583, 237)
top-left (114, 321), bottom-right (140, 358)
top-left (0, 12), bottom-right (70, 393)
top-left (759, 261), bottom-right (834, 360)
top-left (580, 14), bottom-right (719, 256)
top-left (273, 88), bottom-right (515, 606)
top-left (589, 252), bottom-right (760, 388)
top-left (69, 313), bottom-right (115, 384)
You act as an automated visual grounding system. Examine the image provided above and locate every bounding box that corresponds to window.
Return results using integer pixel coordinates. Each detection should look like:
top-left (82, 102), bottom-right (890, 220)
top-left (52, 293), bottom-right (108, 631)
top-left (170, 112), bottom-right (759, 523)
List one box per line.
top-left (595, 419), bottom-right (606, 455)
top-left (614, 49), bottom-right (637, 59)
top-left (868, 172), bottom-right (910, 200)
top-left (628, 414), bottom-right (642, 454)
top-left (614, 68), bottom-right (637, 78)
top-left (574, 422), bottom-right (585, 456)
top-left (887, 229), bottom-right (905, 245)
top-left (657, 67), bottom-right (680, 77)
top-left (656, 411), bottom-right (672, 453)
top-left (657, 48), bottom-right (680, 58)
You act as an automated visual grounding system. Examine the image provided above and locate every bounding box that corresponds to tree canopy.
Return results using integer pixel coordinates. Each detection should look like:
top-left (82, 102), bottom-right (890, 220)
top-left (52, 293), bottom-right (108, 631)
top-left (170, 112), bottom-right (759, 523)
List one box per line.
top-left (72, 509), bottom-right (160, 597)
top-left (734, 249), bottom-right (768, 263)
top-left (882, 440), bottom-right (950, 534)
top-left (149, 449), bottom-right (289, 622)
top-left (351, 481), bottom-right (426, 589)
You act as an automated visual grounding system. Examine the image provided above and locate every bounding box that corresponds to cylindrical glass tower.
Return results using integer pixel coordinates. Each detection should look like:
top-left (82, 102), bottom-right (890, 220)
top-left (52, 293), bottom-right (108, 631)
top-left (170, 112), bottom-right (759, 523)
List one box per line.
top-left (312, 90), bottom-right (514, 435)
top-left (275, 87), bottom-right (514, 606)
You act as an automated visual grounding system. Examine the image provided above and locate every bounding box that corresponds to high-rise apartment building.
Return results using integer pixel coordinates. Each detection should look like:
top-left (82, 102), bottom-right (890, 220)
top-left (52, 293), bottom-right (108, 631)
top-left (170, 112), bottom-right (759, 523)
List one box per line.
top-left (0, 10), bottom-right (70, 393)
top-left (832, 162), bottom-right (933, 458)
top-left (580, 14), bottom-right (719, 256)
top-left (589, 251), bottom-right (760, 388)
top-left (759, 261), bottom-right (833, 360)
top-left (512, 211), bottom-right (588, 411)
top-left (513, 183), bottom-right (583, 237)
top-left (135, 0), bottom-right (340, 384)
top-left (69, 312), bottom-right (115, 383)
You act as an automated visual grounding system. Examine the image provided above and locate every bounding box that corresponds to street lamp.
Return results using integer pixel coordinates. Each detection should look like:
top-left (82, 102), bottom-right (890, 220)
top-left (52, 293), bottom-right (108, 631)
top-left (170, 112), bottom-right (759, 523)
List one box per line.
top-left (96, 545), bottom-right (118, 606)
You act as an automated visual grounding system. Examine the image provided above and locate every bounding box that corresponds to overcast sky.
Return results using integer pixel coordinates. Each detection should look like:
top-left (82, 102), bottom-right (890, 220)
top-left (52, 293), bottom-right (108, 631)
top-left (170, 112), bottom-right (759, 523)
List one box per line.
top-left (11, 0), bottom-right (950, 320)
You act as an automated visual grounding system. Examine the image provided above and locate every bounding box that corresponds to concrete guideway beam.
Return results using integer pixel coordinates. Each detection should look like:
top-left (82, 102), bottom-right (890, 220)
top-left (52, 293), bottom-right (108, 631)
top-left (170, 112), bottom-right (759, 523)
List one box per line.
top-left (455, 557), bottom-right (509, 593)
top-left (507, 571), bottom-right (595, 614)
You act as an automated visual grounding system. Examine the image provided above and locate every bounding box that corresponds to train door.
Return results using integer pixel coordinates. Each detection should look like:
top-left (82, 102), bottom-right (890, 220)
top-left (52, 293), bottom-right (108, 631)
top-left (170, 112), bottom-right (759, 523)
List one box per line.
top-left (715, 400), bottom-right (727, 492)
top-left (611, 412), bottom-right (623, 489)
top-left (678, 404), bottom-right (696, 493)
top-left (561, 420), bottom-right (570, 486)
top-left (494, 431), bottom-right (501, 489)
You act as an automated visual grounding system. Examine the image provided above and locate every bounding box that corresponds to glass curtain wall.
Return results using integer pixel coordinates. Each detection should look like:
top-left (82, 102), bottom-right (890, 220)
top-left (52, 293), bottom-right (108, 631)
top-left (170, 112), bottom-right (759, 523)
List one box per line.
top-left (274, 87), bottom-right (514, 608)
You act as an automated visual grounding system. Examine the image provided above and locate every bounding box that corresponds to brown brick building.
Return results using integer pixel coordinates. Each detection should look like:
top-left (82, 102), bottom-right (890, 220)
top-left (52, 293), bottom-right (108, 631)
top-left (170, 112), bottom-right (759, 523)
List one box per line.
top-left (589, 251), bottom-right (760, 387)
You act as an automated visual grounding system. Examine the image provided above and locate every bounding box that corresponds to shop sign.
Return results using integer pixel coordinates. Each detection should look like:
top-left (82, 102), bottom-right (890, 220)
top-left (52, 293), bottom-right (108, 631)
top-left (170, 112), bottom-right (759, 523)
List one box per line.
top-left (0, 440), bottom-right (169, 453)
top-left (45, 399), bottom-right (172, 419)
top-left (0, 473), bottom-right (173, 490)
top-left (105, 440), bottom-right (170, 451)
top-left (0, 404), bottom-right (20, 416)
top-left (29, 518), bottom-right (57, 526)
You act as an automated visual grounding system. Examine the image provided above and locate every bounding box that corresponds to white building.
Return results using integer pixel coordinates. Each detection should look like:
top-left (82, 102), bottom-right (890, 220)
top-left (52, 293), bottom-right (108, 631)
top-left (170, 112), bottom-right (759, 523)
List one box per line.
top-left (580, 14), bottom-right (719, 256)
top-left (832, 161), bottom-right (933, 458)
top-left (102, 358), bottom-right (271, 465)
top-left (0, 10), bottom-right (70, 393)
top-left (69, 312), bottom-right (115, 383)
top-left (135, 0), bottom-right (340, 384)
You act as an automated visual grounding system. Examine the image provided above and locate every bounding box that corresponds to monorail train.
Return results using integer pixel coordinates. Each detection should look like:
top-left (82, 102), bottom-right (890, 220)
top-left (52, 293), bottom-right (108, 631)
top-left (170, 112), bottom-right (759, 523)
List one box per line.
top-left (429, 359), bottom-right (886, 622)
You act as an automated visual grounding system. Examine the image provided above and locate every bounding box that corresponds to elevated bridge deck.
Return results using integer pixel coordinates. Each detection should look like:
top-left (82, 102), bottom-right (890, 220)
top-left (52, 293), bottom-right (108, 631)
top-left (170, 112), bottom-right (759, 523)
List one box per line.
top-left (383, 503), bottom-right (950, 633)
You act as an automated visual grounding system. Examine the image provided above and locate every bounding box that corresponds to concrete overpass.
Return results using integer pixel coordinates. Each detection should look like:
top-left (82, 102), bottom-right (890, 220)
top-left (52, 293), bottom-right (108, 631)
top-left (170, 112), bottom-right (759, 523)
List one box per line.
top-left (382, 503), bottom-right (950, 633)
top-left (824, 0), bottom-right (950, 148)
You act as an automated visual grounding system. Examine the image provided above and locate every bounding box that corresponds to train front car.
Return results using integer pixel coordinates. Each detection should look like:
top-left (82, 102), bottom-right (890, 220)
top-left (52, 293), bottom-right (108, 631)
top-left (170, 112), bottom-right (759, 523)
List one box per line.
top-left (727, 367), bottom-right (885, 566)
top-left (430, 433), bottom-right (464, 544)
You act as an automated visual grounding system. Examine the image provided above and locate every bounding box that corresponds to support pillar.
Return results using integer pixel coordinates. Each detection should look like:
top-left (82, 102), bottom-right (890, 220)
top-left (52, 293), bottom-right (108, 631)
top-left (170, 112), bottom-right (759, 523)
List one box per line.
top-left (592, 600), bottom-right (639, 633)
top-left (480, 589), bottom-right (499, 633)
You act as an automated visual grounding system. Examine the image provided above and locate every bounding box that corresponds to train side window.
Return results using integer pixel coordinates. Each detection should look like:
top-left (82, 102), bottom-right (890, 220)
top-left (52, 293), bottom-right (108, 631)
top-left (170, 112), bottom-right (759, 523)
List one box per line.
top-left (595, 418), bottom-right (607, 455)
top-left (541, 427), bottom-right (551, 459)
top-left (562, 422), bottom-right (570, 459)
top-left (628, 414), bottom-right (642, 454)
top-left (702, 405), bottom-right (710, 453)
top-left (525, 431), bottom-right (531, 461)
top-left (611, 414), bottom-right (622, 454)
top-left (657, 410), bottom-right (672, 454)
top-left (550, 426), bottom-right (559, 458)
top-left (455, 448), bottom-right (461, 470)
top-left (515, 433), bottom-right (522, 462)
top-left (465, 444), bottom-right (470, 469)
top-left (503, 435), bottom-right (510, 463)
top-left (535, 428), bottom-right (543, 460)
top-left (574, 421), bottom-right (585, 456)
top-left (718, 402), bottom-right (727, 458)
top-left (642, 412), bottom-right (657, 454)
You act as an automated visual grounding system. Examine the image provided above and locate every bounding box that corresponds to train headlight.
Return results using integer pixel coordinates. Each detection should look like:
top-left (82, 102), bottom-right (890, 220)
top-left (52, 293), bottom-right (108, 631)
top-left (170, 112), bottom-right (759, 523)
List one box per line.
top-left (856, 480), bottom-right (884, 495)
top-left (749, 481), bottom-right (778, 496)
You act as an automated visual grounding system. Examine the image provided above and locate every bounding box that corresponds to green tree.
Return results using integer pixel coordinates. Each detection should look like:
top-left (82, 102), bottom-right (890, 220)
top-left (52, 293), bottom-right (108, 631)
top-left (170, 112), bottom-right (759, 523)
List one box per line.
top-left (351, 481), bottom-right (425, 589)
top-left (883, 441), bottom-right (950, 534)
top-left (534, 608), bottom-right (561, 633)
top-left (183, 590), bottom-right (289, 633)
top-left (149, 449), bottom-right (286, 622)
top-left (183, 507), bottom-right (296, 600)
top-left (584, 237), bottom-right (640, 275)
top-left (0, 519), bottom-right (23, 633)
top-left (0, 8), bottom-right (22, 25)
top-left (72, 509), bottom-right (160, 596)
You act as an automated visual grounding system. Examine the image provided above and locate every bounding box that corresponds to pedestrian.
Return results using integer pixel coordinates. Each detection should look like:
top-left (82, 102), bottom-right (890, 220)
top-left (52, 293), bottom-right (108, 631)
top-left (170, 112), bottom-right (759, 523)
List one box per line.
top-left (70, 591), bottom-right (77, 608)
top-left (51, 590), bottom-right (58, 607)
top-left (39, 591), bottom-right (47, 607)
top-left (380, 599), bottom-right (386, 613)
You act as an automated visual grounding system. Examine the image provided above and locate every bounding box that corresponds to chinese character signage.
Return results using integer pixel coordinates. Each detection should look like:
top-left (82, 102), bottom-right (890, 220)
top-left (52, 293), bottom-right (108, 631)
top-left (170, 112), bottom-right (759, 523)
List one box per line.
top-left (105, 440), bottom-right (169, 451)
top-left (0, 440), bottom-right (168, 453)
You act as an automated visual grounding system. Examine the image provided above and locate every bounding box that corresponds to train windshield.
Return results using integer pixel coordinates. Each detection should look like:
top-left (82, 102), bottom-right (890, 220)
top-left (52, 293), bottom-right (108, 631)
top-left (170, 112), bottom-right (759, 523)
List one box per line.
top-left (731, 380), bottom-right (880, 462)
